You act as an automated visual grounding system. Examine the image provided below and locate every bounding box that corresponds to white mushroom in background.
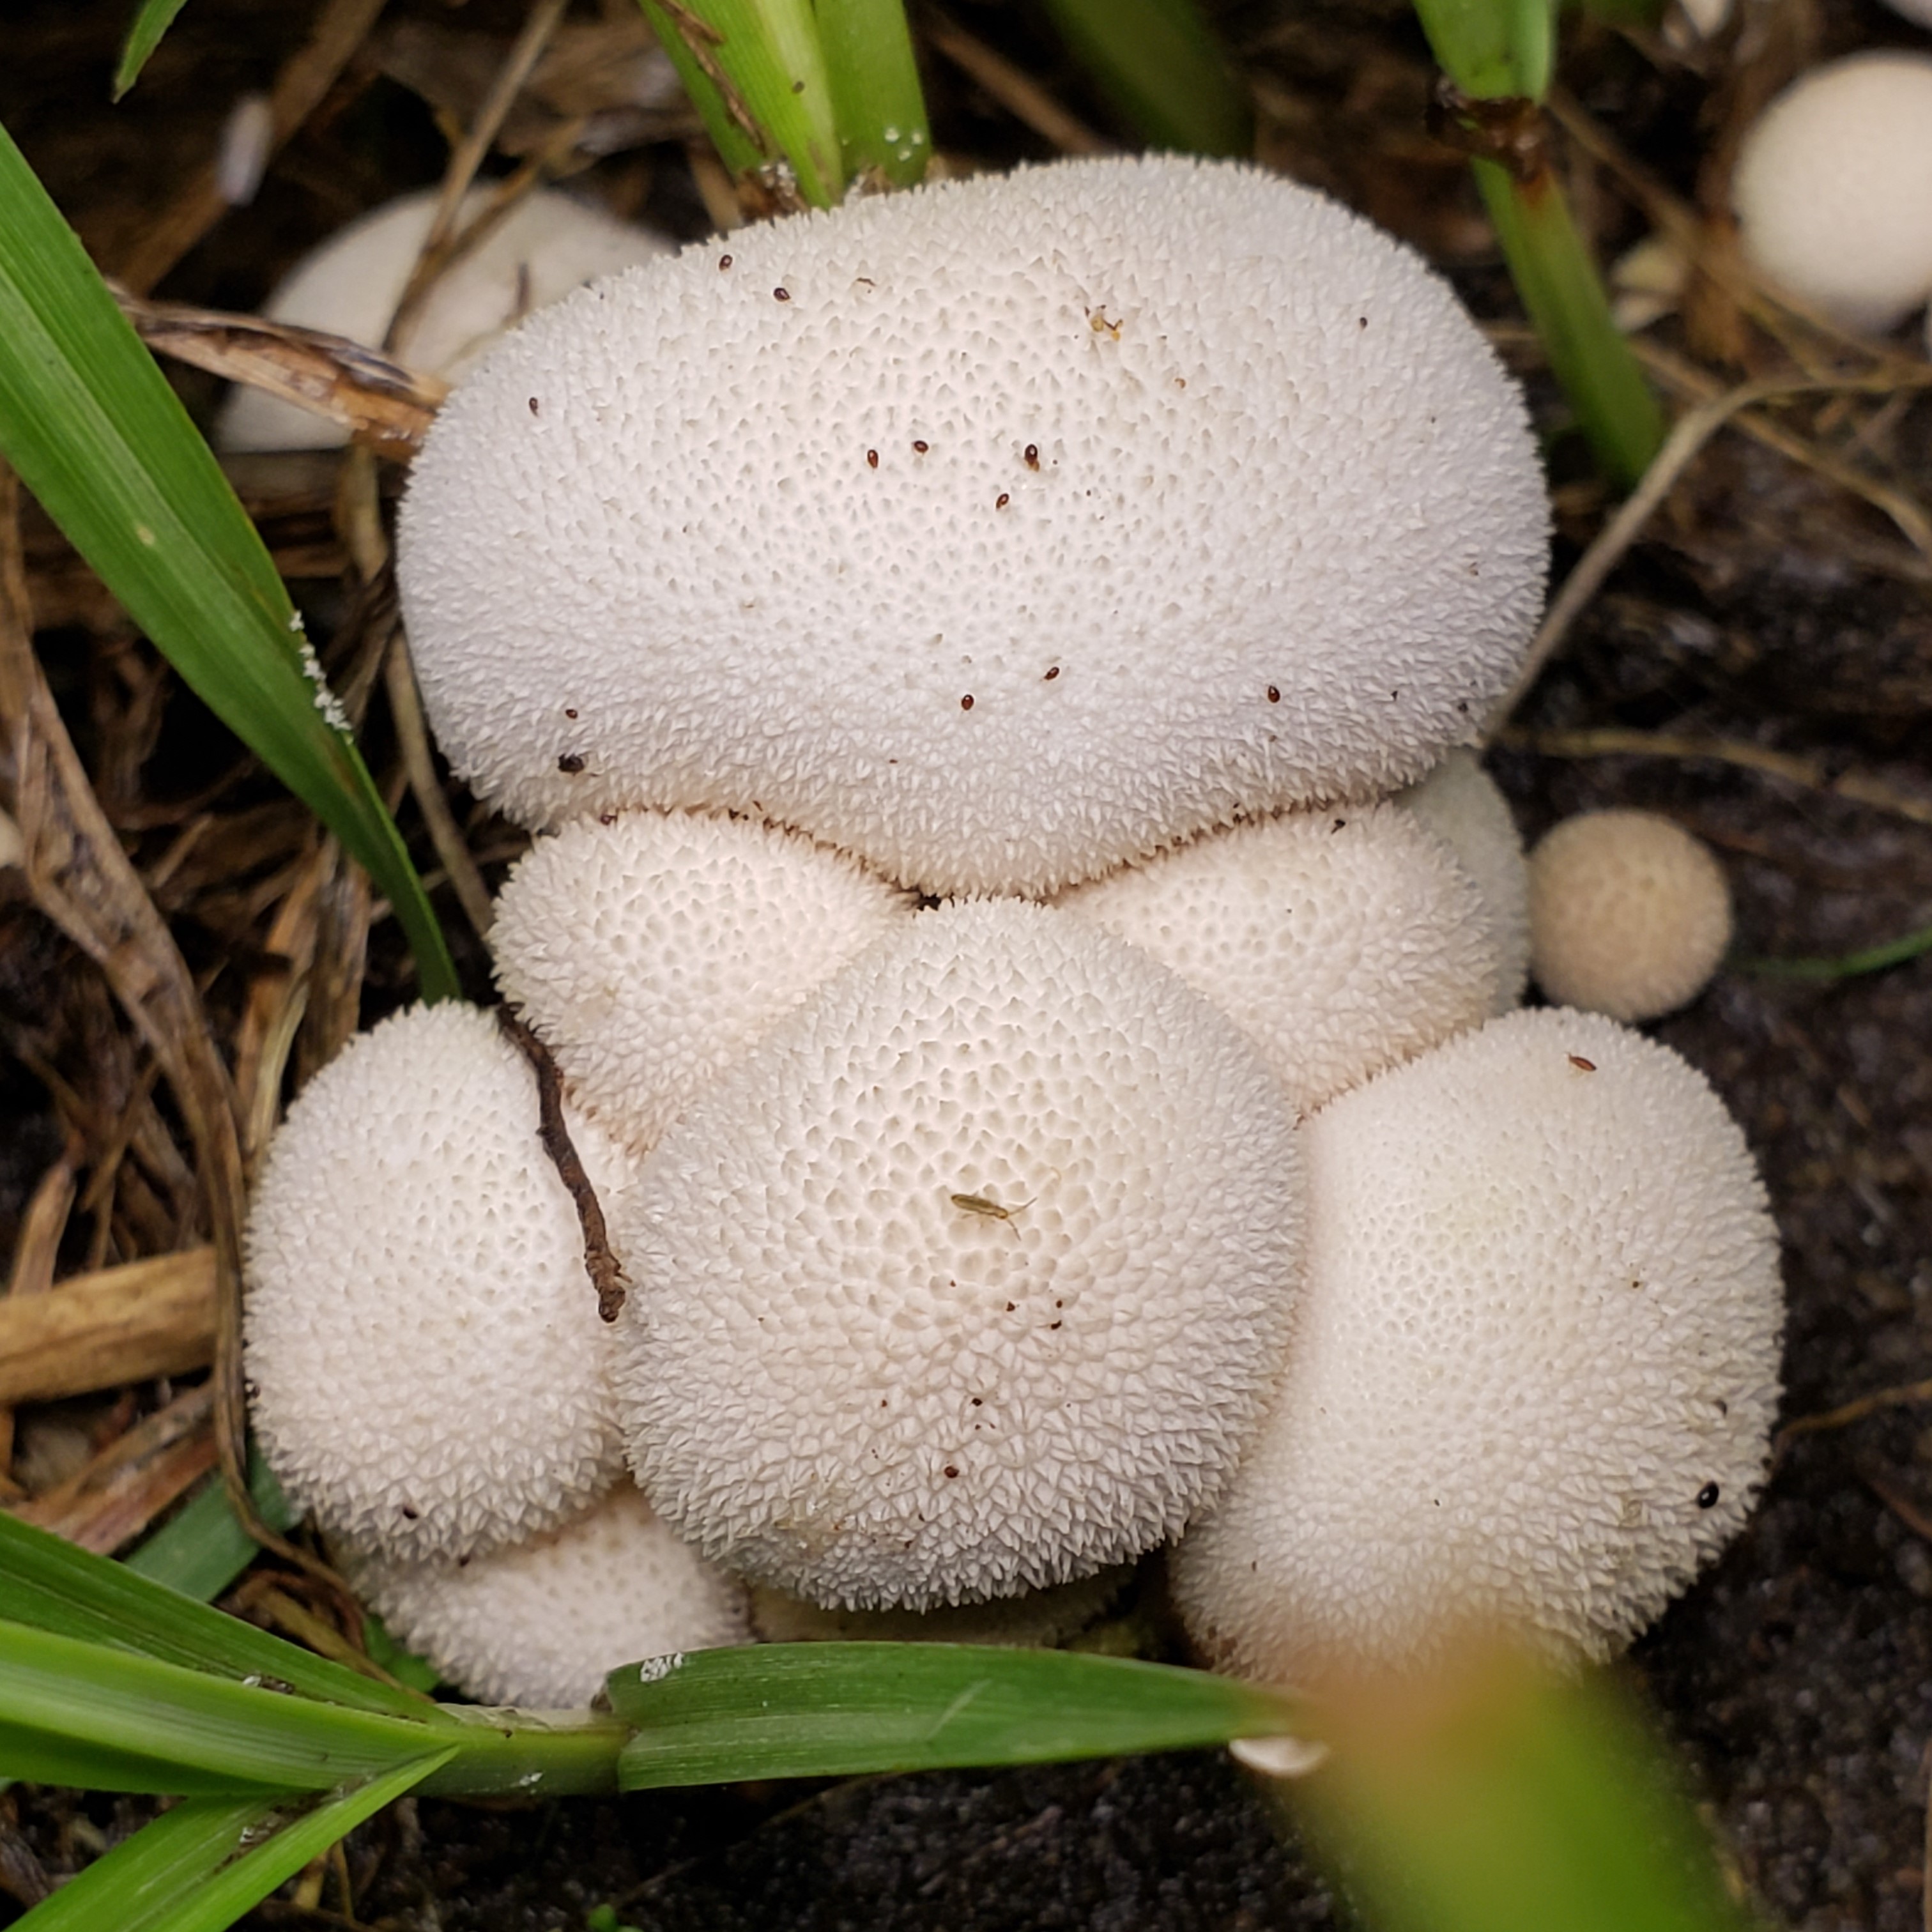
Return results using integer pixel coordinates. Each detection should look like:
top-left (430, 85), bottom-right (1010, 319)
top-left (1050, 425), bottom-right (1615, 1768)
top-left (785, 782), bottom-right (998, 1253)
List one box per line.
top-left (1731, 52), bottom-right (1932, 335)
top-left (1528, 808), bottom-right (1733, 1023)
top-left (608, 898), bottom-right (1304, 1610)
top-left (244, 1002), bottom-right (639, 1561)
top-left (352, 1483), bottom-right (749, 1709)
top-left (397, 153), bottom-right (1547, 897)
top-left (217, 185), bottom-right (672, 452)
top-left (492, 811), bottom-right (914, 1154)
top-left (1171, 1007), bottom-right (1782, 1686)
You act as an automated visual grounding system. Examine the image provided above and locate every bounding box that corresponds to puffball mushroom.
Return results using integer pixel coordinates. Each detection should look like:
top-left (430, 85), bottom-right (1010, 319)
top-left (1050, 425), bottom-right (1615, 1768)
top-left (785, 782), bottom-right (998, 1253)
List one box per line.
top-left (398, 153), bottom-right (1548, 896)
top-left (1528, 809), bottom-right (1733, 1023)
top-left (747, 1566), bottom-right (1131, 1647)
top-left (1054, 802), bottom-right (1502, 1117)
top-left (609, 897), bottom-right (1304, 1611)
top-left (217, 185), bottom-right (671, 452)
top-left (352, 1484), bottom-right (749, 1709)
top-left (1171, 1006), bottom-right (1782, 1685)
top-left (244, 1002), bottom-right (639, 1561)
top-left (1732, 52), bottom-right (1932, 335)
top-left (491, 810), bottom-right (914, 1154)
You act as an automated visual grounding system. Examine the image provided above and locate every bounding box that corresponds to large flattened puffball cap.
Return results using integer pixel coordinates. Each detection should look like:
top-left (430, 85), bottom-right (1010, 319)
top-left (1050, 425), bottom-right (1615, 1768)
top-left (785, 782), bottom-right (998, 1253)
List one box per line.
top-left (493, 811), bottom-right (914, 1153)
top-left (1171, 1007), bottom-right (1782, 1687)
top-left (1054, 802), bottom-right (1501, 1117)
top-left (245, 1002), bottom-right (638, 1561)
top-left (399, 154), bottom-right (1548, 896)
top-left (353, 1485), bottom-right (749, 1709)
top-left (219, 186), bottom-right (671, 452)
top-left (1528, 809), bottom-right (1732, 1023)
top-left (1732, 54), bottom-right (1932, 335)
top-left (610, 898), bottom-right (1305, 1610)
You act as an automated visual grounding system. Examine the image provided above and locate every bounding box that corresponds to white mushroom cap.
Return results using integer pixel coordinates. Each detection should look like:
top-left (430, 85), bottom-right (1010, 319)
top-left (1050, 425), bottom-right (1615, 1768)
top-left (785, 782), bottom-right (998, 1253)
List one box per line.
top-left (1528, 809), bottom-right (1733, 1023)
top-left (1732, 53), bottom-right (1932, 334)
top-left (1170, 1006), bottom-right (1782, 1685)
top-left (609, 897), bottom-right (1304, 1610)
top-left (492, 811), bottom-right (914, 1154)
top-left (353, 1484), bottom-right (749, 1709)
top-left (1395, 747), bottom-right (1529, 1012)
top-left (218, 186), bottom-right (672, 452)
top-left (1054, 803), bottom-right (1501, 1117)
top-left (747, 1565), bottom-right (1131, 1647)
top-left (245, 1002), bottom-right (639, 1561)
top-left (398, 153), bottom-right (1547, 895)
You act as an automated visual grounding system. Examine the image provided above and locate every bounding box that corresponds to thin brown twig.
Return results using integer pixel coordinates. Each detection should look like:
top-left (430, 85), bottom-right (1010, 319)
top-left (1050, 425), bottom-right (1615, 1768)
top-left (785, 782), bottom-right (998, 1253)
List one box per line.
top-left (924, 12), bottom-right (1117, 157)
top-left (384, 637), bottom-right (494, 942)
top-left (1774, 1375), bottom-right (1932, 1464)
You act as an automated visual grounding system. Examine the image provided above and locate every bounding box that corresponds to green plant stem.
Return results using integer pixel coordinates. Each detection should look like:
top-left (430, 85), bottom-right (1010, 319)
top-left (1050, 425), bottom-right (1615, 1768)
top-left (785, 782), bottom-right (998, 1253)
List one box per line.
top-left (1413, 0), bottom-right (1552, 97)
top-left (1036, 0), bottom-right (1251, 155)
top-left (1740, 922), bottom-right (1932, 982)
top-left (413, 1705), bottom-right (629, 1798)
top-left (816, 0), bottom-right (930, 186)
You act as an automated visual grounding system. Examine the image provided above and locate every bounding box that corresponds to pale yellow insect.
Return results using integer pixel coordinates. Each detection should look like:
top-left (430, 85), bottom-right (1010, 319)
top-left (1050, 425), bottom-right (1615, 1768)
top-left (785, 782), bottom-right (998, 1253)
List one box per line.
top-left (949, 1190), bottom-right (1036, 1234)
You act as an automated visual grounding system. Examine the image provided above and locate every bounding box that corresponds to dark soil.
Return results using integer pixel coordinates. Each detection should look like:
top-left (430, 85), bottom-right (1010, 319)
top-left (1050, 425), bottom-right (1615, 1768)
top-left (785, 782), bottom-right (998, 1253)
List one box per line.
top-left (3, 1), bottom-right (1931, 1928)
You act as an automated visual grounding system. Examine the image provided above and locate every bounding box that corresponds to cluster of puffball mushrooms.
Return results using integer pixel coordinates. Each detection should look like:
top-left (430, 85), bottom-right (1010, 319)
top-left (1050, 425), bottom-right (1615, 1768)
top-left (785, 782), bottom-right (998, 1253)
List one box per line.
top-left (243, 154), bottom-right (1783, 1715)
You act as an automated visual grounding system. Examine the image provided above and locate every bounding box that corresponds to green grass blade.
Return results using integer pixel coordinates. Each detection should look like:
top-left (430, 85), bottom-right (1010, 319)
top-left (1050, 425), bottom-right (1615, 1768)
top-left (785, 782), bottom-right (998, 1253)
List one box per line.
top-left (0, 1510), bottom-right (430, 1721)
top-left (1740, 920), bottom-right (1932, 981)
top-left (113, 0), bottom-right (191, 100)
top-left (634, 0), bottom-right (843, 206)
top-left (610, 1643), bottom-right (1304, 1788)
top-left (1038, 0), bottom-right (1252, 156)
top-left (15, 1752), bottom-right (455, 1932)
top-left (1291, 1647), bottom-right (1761, 1932)
top-left (123, 1453), bottom-right (298, 1606)
top-left (0, 1620), bottom-right (447, 1793)
top-left (815, 0), bottom-right (930, 187)
top-left (0, 119), bottom-right (458, 1001)
top-left (1413, 0), bottom-right (1553, 99)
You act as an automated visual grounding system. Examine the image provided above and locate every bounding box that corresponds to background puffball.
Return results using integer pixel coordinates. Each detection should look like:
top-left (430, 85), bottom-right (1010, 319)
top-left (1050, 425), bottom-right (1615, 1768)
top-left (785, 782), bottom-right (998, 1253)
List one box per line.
top-left (611, 898), bottom-right (1304, 1611)
top-left (1731, 53), bottom-right (1932, 335)
top-left (353, 1485), bottom-right (748, 1709)
top-left (245, 1002), bottom-right (637, 1561)
top-left (1171, 1007), bottom-right (1782, 1685)
top-left (1528, 809), bottom-right (1733, 1023)
top-left (218, 185), bottom-right (671, 452)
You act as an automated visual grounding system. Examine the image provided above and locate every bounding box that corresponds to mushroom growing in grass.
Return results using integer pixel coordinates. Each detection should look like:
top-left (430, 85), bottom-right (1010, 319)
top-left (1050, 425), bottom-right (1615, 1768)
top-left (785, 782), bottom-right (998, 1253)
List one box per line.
top-left (1732, 52), bottom-right (1932, 336)
top-left (218, 185), bottom-right (671, 452)
top-left (606, 897), bottom-right (1305, 1611)
top-left (1528, 809), bottom-right (1733, 1023)
top-left (397, 153), bottom-right (1547, 897)
top-left (1170, 1006), bottom-right (1782, 1687)
top-left (244, 1002), bottom-right (641, 1561)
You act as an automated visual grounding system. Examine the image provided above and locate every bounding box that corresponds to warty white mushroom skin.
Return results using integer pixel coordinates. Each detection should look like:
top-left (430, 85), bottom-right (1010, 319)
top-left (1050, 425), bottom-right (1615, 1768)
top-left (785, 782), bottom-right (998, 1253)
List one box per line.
top-left (218, 185), bottom-right (672, 452)
top-left (244, 1002), bottom-right (638, 1561)
top-left (1731, 53), bottom-right (1932, 335)
top-left (1054, 802), bottom-right (1502, 1117)
top-left (351, 1483), bottom-right (749, 1709)
top-left (747, 1565), bottom-right (1132, 1647)
top-left (1170, 1006), bottom-right (1782, 1687)
top-left (398, 153), bottom-right (1548, 896)
top-left (491, 809), bottom-right (915, 1154)
top-left (1528, 808), bottom-right (1733, 1023)
top-left (608, 897), bottom-right (1305, 1611)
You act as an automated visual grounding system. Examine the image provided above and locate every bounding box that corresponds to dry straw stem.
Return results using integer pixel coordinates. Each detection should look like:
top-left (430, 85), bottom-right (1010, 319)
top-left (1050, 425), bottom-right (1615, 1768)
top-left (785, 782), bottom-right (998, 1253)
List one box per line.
top-left (0, 1246), bottom-right (217, 1405)
top-left (1775, 1373), bottom-right (1932, 1464)
top-left (925, 11), bottom-right (1117, 157)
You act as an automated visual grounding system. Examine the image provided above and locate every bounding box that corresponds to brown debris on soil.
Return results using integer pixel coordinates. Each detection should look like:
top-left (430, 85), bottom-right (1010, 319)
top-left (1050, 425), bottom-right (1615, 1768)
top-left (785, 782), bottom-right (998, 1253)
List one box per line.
top-left (2, 0), bottom-right (1931, 1927)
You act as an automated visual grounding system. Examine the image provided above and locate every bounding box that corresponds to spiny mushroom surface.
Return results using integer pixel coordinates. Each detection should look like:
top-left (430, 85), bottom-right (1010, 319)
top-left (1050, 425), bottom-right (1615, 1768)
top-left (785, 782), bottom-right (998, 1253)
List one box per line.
top-left (747, 1565), bottom-right (1132, 1647)
top-left (608, 897), bottom-right (1304, 1610)
top-left (1528, 809), bottom-right (1733, 1023)
top-left (1170, 1006), bottom-right (1782, 1686)
top-left (398, 153), bottom-right (1547, 896)
top-left (244, 1002), bottom-right (638, 1561)
top-left (1054, 802), bottom-right (1501, 1116)
top-left (351, 1483), bottom-right (749, 1709)
top-left (492, 810), bottom-right (914, 1153)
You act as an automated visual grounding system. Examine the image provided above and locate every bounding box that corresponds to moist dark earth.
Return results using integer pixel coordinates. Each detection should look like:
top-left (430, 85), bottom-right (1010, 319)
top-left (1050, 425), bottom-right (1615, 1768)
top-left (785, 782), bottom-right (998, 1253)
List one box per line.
top-left (3, 0), bottom-right (1931, 1927)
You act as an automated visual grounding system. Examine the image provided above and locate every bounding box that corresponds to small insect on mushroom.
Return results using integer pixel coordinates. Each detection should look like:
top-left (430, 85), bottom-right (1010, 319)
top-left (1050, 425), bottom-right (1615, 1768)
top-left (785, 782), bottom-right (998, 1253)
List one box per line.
top-left (949, 1190), bottom-right (1036, 1236)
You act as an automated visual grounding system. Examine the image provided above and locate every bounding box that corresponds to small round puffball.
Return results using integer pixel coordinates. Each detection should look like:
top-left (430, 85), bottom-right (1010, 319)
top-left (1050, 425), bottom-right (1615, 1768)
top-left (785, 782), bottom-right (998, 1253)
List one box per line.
top-left (1396, 748), bottom-right (1530, 1013)
top-left (1055, 803), bottom-right (1501, 1117)
top-left (491, 811), bottom-right (913, 1154)
top-left (353, 1485), bottom-right (749, 1709)
top-left (218, 186), bottom-right (671, 452)
top-left (1732, 53), bottom-right (1932, 335)
top-left (748, 1566), bottom-right (1132, 1647)
top-left (1171, 1007), bottom-right (1782, 1685)
top-left (245, 1002), bottom-right (638, 1561)
top-left (610, 898), bottom-right (1304, 1611)
top-left (1528, 809), bottom-right (1732, 1023)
